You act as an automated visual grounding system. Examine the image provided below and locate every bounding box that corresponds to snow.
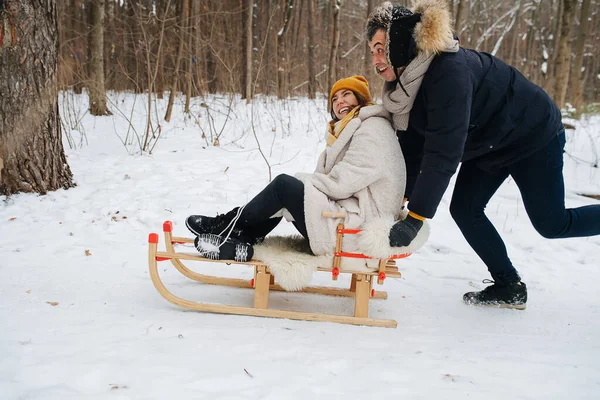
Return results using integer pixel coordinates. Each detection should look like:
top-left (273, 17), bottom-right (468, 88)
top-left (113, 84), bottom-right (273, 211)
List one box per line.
top-left (1, 92), bottom-right (600, 399)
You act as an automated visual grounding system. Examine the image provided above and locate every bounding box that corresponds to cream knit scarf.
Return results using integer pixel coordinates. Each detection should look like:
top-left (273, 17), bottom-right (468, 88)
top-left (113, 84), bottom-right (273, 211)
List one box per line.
top-left (382, 41), bottom-right (459, 131)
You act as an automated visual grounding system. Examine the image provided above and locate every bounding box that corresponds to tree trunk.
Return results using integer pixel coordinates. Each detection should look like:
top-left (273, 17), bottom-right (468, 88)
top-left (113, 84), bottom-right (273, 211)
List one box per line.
top-left (363, 0), bottom-right (374, 86)
top-left (586, 10), bottom-right (599, 103)
top-left (327, 0), bottom-right (341, 91)
top-left (206, 49), bottom-right (217, 94)
top-left (56, 0), bottom-right (68, 89)
top-left (523, 2), bottom-right (538, 80)
top-left (552, 0), bottom-right (576, 109)
top-left (184, 0), bottom-right (193, 112)
top-left (104, 0), bottom-right (115, 90)
top-left (546, 0), bottom-right (563, 92)
top-left (244, 0), bottom-right (253, 102)
top-left (88, 0), bottom-right (110, 115)
top-left (155, 0), bottom-right (166, 99)
top-left (191, 0), bottom-right (201, 97)
top-left (277, 0), bottom-right (294, 99)
top-left (0, 0), bottom-right (74, 196)
top-left (570, 0), bottom-right (591, 110)
top-left (72, 0), bottom-right (85, 94)
top-left (454, 0), bottom-right (468, 39)
top-left (508, 0), bottom-right (522, 67)
top-left (266, 0), bottom-right (277, 95)
top-left (164, 0), bottom-right (189, 122)
top-left (307, 0), bottom-right (316, 99)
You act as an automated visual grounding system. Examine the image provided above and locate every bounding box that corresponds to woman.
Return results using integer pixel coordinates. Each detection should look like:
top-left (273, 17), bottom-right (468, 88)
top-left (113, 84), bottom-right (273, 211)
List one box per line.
top-left (186, 75), bottom-right (406, 262)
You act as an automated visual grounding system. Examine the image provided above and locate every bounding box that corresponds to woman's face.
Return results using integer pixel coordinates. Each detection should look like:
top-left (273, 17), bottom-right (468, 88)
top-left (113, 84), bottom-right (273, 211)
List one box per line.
top-left (331, 89), bottom-right (359, 120)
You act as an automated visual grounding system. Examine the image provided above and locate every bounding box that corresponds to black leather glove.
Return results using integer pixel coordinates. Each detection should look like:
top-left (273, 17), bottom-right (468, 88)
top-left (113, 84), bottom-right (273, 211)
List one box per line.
top-left (389, 215), bottom-right (423, 247)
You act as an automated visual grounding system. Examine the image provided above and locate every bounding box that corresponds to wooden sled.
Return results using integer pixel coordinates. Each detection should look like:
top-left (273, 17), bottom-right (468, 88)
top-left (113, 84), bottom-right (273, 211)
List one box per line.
top-left (148, 218), bottom-right (410, 328)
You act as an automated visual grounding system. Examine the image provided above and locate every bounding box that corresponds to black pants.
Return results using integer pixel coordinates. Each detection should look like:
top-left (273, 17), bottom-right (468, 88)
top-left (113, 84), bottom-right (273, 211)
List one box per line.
top-left (450, 130), bottom-right (600, 284)
top-left (238, 174), bottom-right (308, 239)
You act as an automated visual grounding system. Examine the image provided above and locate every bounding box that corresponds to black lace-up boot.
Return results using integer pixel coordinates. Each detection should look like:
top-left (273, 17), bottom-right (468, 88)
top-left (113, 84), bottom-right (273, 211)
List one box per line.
top-left (463, 280), bottom-right (527, 310)
top-left (186, 207), bottom-right (281, 245)
top-left (194, 233), bottom-right (254, 262)
top-left (185, 207), bottom-right (244, 237)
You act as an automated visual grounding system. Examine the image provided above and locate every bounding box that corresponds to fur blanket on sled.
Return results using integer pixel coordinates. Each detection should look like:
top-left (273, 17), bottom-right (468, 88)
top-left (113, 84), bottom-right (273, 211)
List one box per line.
top-left (253, 235), bottom-right (378, 292)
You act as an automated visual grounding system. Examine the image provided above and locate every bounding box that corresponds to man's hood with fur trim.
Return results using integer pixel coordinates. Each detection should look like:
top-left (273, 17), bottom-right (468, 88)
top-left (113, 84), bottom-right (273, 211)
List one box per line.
top-left (373, 0), bottom-right (455, 57)
top-left (412, 0), bottom-right (455, 54)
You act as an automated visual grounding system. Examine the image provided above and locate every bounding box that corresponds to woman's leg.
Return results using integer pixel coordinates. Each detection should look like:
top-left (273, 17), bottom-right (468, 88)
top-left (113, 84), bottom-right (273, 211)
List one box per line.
top-left (186, 174), bottom-right (307, 240)
top-left (239, 174), bottom-right (308, 238)
top-left (450, 161), bottom-right (521, 284)
top-left (510, 131), bottom-right (600, 238)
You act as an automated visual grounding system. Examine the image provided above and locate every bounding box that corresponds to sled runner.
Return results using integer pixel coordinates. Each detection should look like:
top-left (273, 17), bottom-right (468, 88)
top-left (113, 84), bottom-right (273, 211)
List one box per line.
top-left (148, 218), bottom-right (410, 328)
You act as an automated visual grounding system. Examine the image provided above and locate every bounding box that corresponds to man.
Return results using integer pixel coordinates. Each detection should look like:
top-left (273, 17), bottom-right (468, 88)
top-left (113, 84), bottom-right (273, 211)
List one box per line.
top-left (364, 0), bottom-right (600, 309)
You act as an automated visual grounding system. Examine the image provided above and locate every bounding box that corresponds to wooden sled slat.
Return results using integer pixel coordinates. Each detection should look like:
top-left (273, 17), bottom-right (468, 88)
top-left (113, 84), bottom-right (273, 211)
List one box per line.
top-left (148, 221), bottom-right (406, 328)
top-left (164, 231), bottom-right (391, 299)
top-left (170, 236), bottom-right (401, 276)
top-left (149, 241), bottom-right (397, 328)
top-left (157, 250), bottom-right (401, 278)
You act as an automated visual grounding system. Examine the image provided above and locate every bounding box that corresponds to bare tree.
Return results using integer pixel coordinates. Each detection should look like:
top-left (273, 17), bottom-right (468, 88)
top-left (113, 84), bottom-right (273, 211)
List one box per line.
top-left (88, 0), bottom-right (111, 115)
top-left (277, 0), bottom-right (294, 98)
top-left (135, 0), bottom-right (171, 152)
top-left (454, 0), bottom-right (468, 39)
top-left (508, 0), bottom-right (523, 67)
top-left (50, 0), bottom-right (600, 110)
top-left (570, 0), bottom-right (592, 111)
top-left (155, 0), bottom-right (167, 98)
top-left (307, 0), bottom-right (316, 99)
top-left (164, 0), bottom-right (189, 121)
top-left (72, 0), bottom-right (86, 94)
top-left (328, 0), bottom-right (341, 91)
top-left (363, 0), bottom-right (375, 85)
top-left (553, 0), bottom-right (576, 108)
top-left (183, 0), bottom-right (192, 112)
top-left (0, 0), bottom-right (74, 195)
top-left (523, 1), bottom-right (540, 80)
top-left (244, 0), bottom-right (253, 102)
top-left (545, 0), bottom-right (563, 91)
top-left (103, 0), bottom-right (115, 89)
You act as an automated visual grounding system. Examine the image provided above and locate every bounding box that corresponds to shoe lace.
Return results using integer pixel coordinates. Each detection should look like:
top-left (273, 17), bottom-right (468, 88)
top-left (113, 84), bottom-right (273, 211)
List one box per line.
top-left (217, 204), bottom-right (247, 249)
top-left (479, 279), bottom-right (499, 294)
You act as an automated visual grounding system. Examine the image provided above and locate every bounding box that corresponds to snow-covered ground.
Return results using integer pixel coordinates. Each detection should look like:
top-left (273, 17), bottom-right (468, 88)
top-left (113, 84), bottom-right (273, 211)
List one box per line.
top-left (1, 92), bottom-right (599, 399)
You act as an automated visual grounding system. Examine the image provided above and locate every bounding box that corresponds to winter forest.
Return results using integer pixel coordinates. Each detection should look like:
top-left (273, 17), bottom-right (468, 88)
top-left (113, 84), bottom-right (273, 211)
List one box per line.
top-left (1, 0), bottom-right (600, 399)
top-left (1, 0), bottom-right (599, 193)
top-left (57, 0), bottom-right (600, 110)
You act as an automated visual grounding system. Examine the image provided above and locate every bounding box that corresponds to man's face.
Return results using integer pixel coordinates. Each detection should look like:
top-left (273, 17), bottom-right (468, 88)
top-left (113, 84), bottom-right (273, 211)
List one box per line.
top-left (368, 29), bottom-right (404, 82)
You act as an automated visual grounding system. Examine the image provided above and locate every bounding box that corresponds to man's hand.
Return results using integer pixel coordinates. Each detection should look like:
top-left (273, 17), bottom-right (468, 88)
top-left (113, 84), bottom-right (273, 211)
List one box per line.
top-left (389, 215), bottom-right (423, 247)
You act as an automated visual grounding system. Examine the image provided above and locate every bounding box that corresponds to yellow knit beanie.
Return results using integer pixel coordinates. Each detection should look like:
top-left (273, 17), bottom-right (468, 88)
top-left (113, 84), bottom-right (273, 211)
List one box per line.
top-left (329, 75), bottom-right (372, 111)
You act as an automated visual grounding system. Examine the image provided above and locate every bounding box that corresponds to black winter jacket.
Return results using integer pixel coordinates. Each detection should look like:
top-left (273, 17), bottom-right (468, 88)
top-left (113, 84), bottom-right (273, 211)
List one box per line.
top-left (401, 48), bottom-right (563, 219)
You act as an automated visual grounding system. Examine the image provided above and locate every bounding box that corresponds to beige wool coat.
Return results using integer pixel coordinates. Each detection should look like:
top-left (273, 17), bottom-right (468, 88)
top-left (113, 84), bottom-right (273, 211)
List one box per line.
top-left (295, 104), bottom-right (406, 256)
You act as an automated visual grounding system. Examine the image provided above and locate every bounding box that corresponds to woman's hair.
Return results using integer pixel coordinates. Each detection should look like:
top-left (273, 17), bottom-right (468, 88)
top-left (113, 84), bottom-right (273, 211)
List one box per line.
top-left (330, 90), bottom-right (370, 121)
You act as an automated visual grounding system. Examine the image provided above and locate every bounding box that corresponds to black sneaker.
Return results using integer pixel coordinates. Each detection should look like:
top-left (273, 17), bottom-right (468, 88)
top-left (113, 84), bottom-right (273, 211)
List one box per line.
top-left (194, 233), bottom-right (254, 262)
top-left (463, 280), bottom-right (527, 310)
top-left (186, 208), bottom-right (243, 237)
